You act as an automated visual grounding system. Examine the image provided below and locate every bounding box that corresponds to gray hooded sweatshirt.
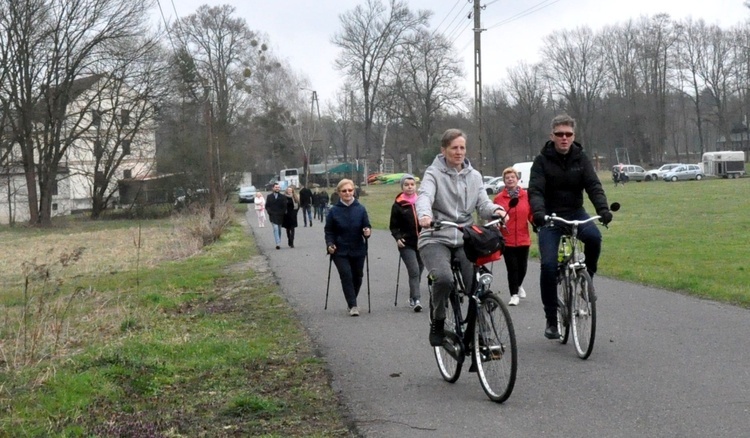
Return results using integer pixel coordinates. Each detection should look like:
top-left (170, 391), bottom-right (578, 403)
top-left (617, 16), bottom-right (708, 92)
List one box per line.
top-left (416, 154), bottom-right (502, 249)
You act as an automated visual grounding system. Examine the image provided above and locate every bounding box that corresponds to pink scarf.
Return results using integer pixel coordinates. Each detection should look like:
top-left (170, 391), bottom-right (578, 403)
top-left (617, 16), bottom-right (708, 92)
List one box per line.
top-left (401, 192), bottom-right (417, 205)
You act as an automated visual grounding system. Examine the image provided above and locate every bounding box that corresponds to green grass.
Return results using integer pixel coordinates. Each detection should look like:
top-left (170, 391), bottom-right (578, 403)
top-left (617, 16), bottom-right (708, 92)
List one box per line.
top-left (358, 175), bottom-right (750, 307)
top-left (0, 219), bottom-right (350, 437)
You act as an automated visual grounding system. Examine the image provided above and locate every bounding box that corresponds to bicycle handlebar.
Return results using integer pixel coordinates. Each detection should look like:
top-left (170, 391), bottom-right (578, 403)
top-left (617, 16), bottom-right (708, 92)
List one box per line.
top-left (431, 215), bottom-right (506, 231)
top-left (543, 214), bottom-right (602, 227)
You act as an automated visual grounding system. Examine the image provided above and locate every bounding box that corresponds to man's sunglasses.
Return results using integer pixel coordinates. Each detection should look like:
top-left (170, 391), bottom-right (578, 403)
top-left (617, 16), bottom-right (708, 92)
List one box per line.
top-left (553, 132), bottom-right (574, 138)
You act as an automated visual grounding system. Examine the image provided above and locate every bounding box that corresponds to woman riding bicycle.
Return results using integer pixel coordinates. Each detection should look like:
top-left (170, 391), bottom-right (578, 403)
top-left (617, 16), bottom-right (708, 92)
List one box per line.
top-left (417, 129), bottom-right (507, 347)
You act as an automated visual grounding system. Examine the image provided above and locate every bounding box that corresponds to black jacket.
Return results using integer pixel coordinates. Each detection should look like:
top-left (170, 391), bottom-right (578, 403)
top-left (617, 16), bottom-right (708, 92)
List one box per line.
top-left (299, 187), bottom-right (313, 207)
top-left (528, 141), bottom-right (608, 219)
top-left (389, 193), bottom-right (421, 249)
top-left (265, 192), bottom-right (288, 225)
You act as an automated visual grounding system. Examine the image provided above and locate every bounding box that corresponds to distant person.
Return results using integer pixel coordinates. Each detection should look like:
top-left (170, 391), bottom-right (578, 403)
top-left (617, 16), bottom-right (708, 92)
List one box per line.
top-left (317, 188), bottom-right (330, 223)
top-left (389, 174), bottom-right (424, 312)
top-left (329, 190), bottom-right (340, 207)
top-left (299, 184), bottom-right (314, 227)
top-left (325, 179), bottom-right (372, 317)
top-left (265, 183), bottom-right (287, 250)
top-left (254, 191), bottom-right (266, 228)
top-left (282, 186), bottom-right (300, 248)
top-left (493, 167), bottom-right (533, 306)
top-left (528, 114), bottom-right (612, 340)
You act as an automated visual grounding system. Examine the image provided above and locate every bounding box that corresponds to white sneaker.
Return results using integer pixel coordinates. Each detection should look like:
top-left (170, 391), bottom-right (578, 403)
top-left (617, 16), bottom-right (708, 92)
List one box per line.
top-left (518, 286), bottom-right (527, 299)
top-left (349, 306), bottom-right (360, 317)
top-left (413, 300), bottom-right (422, 313)
top-left (509, 295), bottom-right (520, 306)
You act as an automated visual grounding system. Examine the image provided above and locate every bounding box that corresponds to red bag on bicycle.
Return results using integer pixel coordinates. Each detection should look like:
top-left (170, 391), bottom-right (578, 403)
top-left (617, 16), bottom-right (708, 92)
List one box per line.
top-left (462, 224), bottom-right (505, 263)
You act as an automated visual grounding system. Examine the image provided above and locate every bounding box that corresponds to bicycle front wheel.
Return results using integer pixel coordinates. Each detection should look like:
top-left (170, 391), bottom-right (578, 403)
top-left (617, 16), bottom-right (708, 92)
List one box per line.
top-left (571, 269), bottom-right (596, 359)
top-left (473, 294), bottom-right (517, 403)
top-left (556, 273), bottom-right (571, 344)
top-left (432, 291), bottom-right (467, 383)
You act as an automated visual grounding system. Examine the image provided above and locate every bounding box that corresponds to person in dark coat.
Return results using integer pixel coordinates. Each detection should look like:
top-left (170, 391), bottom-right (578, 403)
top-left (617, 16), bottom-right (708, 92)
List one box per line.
top-left (389, 174), bottom-right (423, 312)
top-left (265, 183), bottom-right (287, 250)
top-left (528, 114), bottom-right (612, 340)
top-left (299, 184), bottom-right (314, 227)
top-left (282, 186), bottom-right (300, 248)
top-left (324, 179), bottom-right (372, 317)
top-left (317, 189), bottom-right (330, 223)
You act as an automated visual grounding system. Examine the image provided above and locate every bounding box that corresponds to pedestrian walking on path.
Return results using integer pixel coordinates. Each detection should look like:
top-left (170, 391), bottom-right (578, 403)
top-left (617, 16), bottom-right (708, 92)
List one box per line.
top-left (389, 174), bottom-right (424, 312)
top-left (324, 179), bottom-right (372, 317)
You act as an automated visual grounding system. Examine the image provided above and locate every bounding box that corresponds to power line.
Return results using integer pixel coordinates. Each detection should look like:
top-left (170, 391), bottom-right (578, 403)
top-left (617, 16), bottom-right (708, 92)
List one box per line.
top-left (431, 0), bottom-right (464, 35)
top-left (444, 5), bottom-right (474, 44)
top-left (486, 0), bottom-right (562, 31)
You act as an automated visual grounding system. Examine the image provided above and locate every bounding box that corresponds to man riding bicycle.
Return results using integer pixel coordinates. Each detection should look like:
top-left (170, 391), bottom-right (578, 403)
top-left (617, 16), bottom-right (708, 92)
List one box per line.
top-left (417, 129), bottom-right (507, 347)
top-left (528, 114), bottom-right (613, 340)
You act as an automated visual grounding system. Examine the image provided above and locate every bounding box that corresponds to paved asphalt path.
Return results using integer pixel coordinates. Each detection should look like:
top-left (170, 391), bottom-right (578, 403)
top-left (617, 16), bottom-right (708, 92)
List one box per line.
top-left (245, 211), bottom-right (749, 438)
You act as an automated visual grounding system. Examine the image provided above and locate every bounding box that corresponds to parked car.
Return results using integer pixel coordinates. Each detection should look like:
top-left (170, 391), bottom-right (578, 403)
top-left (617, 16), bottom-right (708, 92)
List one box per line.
top-left (264, 177), bottom-right (280, 191)
top-left (483, 175), bottom-right (495, 184)
top-left (645, 163), bottom-right (683, 181)
top-left (483, 176), bottom-right (505, 195)
top-left (238, 185), bottom-right (257, 203)
top-left (662, 164), bottom-right (704, 181)
top-left (611, 164), bottom-right (647, 182)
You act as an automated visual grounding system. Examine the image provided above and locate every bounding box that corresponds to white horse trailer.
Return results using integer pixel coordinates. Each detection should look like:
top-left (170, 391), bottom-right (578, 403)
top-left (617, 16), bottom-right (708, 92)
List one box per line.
top-left (702, 151), bottom-right (746, 179)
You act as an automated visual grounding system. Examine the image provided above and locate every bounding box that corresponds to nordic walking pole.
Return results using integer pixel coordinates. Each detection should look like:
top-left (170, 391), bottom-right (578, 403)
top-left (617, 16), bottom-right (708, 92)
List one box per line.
top-left (365, 235), bottom-right (371, 313)
top-left (325, 254), bottom-right (332, 310)
top-left (394, 254), bottom-right (402, 306)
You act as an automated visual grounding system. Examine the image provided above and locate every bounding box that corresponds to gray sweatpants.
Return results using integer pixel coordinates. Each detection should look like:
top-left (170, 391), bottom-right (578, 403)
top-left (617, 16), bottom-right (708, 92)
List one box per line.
top-left (420, 243), bottom-right (474, 321)
top-left (398, 246), bottom-right (424, 302)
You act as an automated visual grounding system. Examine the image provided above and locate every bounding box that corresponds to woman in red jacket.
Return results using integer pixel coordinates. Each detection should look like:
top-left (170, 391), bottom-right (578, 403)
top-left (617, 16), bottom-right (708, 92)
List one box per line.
top-left (494, 167), bottom-right (533, 306)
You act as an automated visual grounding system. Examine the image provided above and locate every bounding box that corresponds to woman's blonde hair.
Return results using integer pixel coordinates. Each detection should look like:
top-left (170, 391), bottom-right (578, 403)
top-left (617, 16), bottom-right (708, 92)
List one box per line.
top-left (502, 167), bottom-right (518, 179)
top-left (336, 178), bottom-right (355, 193)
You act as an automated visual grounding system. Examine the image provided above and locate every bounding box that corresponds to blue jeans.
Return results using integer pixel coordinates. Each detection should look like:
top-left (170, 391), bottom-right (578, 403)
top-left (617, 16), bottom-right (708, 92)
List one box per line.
top-left (271, 223), bottom-right (282, 245)
top-left (399, 247), bottom-right (424, 302)
top-left (302, 205), bottom-right (313, 226)
top-left (538, 209), bottom-right (601, 321)
top-left (332, 254), bottom-right (366, 308)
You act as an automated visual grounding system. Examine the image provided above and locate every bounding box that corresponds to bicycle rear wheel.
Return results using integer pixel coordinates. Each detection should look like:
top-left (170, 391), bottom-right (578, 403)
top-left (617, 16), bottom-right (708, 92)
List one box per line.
top-left (572, 270), bottom-right (596, 359)
top-left (431, 290), bottom-right (467, 382)
top-left (556, 272), bottom-right (571, 344)
top-left (473, 294), bottom-right (517, 403)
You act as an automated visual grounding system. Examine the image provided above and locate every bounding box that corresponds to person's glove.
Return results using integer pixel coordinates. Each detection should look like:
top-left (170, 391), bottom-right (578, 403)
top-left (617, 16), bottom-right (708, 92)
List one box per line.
top-left (533, 212), bottom-right (546, 228)
top-left (599, 210), bottom-right (613, 225)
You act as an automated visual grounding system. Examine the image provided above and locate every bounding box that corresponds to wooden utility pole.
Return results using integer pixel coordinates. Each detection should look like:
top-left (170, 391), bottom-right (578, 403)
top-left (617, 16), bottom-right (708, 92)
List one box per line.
top-left (204, 86), bottom-right (216, 220)
top-left (473, 0), bottom-right (485, 174)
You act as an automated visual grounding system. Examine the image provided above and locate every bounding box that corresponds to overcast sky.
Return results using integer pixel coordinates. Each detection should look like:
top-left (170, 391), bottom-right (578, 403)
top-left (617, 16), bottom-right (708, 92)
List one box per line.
top-left (156, 0), bottom-right (750, 107)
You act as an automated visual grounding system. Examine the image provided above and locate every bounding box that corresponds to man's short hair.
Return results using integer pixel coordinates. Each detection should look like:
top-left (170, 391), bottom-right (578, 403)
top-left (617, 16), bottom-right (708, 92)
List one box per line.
top-left (551, 114), bottom-right (576, 131)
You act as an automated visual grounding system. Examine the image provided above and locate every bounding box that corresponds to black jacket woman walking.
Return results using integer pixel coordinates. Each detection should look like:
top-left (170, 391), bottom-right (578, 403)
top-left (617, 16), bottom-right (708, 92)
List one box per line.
top-left (389, 174), bottom-right (424, 312)
top-left (282, 186), bottom-right (300, 248)
top-left (325, 179), bottom-right (372, 317)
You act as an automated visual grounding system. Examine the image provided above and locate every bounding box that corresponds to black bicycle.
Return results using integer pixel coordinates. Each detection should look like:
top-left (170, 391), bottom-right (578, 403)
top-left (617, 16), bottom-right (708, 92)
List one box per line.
top-left (428, 218), bottom-right (517, 403)
top-left (545, 203), bottom-right (619, 359)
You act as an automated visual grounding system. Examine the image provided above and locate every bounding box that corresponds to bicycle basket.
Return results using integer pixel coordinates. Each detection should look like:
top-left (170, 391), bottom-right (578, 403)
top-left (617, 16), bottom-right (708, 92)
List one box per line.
top-left (462, 224), bottom-right (505, 263)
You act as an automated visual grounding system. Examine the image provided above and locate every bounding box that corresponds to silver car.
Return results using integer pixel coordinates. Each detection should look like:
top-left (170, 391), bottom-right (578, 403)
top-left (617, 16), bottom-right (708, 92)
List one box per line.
top-left (238, 185), bottom-right (257, 203)
top-left (645, 163), bottom-right (683, 181)
top-left (612, 164), bottom-right (648, 182)
top-left (662, 164), bottom-right (704, 181)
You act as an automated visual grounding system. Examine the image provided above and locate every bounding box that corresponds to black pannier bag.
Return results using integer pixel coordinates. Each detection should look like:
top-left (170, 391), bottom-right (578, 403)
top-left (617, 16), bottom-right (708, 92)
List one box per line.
top-left (462, 224), bottom-right (505, 263)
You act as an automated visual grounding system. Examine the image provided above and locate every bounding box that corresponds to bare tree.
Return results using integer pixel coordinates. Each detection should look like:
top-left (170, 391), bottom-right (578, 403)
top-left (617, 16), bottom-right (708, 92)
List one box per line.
top-left (170, 4), bottom-right (271, 206)
top-left (332, 0), bottom-right (429, 183)
top-left (541, 26), bottom-right (607, 148)
top-left (0, 0), bottom-right (156, 226)
top-left (383, 29), bottom-right (465, 170)
top-left (503, 62), bottom-right (546, 160)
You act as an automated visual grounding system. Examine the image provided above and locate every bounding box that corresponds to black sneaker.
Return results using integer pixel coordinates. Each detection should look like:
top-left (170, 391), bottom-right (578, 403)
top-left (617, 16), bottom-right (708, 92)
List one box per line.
top-left (429, 319), bottom-right (445, 346)
top-left (544, 321), bottom-right (561, 339)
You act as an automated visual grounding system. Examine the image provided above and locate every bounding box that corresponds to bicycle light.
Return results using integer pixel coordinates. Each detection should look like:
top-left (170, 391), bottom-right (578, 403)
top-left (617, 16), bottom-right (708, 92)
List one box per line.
top-left (478, 273), bottom-right (493, 286)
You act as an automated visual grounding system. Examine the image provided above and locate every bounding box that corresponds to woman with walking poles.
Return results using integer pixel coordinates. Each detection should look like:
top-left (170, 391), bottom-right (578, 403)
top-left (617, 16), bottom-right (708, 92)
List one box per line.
top-left (324, 179), bottom-right (372, 317)
top-left (389, 174), bottom-right (424, 312)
